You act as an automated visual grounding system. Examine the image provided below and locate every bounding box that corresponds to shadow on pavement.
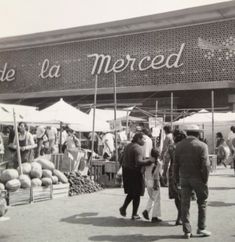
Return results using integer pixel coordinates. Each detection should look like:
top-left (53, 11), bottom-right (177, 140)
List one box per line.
top-left (61, 215), bottom-right (174, 227)
top-left (88, 234), bottom-right (188, 241)
top-left (209, 187), bottom-right (235, 190)
top-left (76, 212), bottom-right (99, 217)
top-left (208, 201), bottom-right (235, 207)
top-left (210, 174), bottom-right (234, 178)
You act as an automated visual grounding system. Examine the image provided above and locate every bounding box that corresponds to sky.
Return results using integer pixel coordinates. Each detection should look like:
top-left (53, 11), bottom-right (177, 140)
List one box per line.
top-left (0, 0), bottom-right (231, 38)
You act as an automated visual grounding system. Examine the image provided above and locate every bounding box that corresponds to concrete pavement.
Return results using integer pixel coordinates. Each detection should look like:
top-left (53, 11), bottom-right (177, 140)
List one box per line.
top-left (0, 166), bottom-right (234, 242)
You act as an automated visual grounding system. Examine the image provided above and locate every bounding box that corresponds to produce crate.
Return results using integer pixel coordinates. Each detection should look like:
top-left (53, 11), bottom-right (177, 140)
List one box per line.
top-left (52, 183), bottom-right (69, 199)
top-left (31, 185), bottom-right (52, 203)
top-left (209, 154), bottom-right (217, 172)
top-left (91, 159), bottom-right (106, 183)
top-left (7, 188), bottom-right (31, 206)
top-left (51, 153), bottom-right (64, 170)
top-left (104, 161), bottom-right (119, 173)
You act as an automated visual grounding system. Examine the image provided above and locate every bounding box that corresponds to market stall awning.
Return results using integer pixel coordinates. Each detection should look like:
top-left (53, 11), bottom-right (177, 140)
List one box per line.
top-left (0, 104), bottom-right (24, 125)
top-left (25, 99), bottom-right (110, 132)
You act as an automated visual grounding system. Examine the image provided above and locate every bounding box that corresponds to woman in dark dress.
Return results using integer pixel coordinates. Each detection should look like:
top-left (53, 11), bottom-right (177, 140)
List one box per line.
top-left (168, 129), bottom-right (186, 225)
top-left (119, 132), bottom-right (153, 220)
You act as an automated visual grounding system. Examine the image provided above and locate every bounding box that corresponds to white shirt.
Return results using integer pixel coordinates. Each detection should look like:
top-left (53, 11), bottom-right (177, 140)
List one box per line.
top-left (145, 158), bottom-right (162, 188)
top-left (102, 132), bottom-right (114, 155)
top-left (143, 134), bottom-right (153, 158)
top-left (46, 127), bottom-right (57, 140)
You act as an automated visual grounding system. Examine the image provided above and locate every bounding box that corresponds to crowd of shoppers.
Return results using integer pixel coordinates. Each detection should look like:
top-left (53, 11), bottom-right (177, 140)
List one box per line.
top-left (119, 124), bottom-right (213, 239)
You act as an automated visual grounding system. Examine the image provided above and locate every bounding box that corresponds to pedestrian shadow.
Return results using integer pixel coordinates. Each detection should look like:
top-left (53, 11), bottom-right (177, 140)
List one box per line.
top-left (76, 212), bottom-right (99, 217)
top-left (209, 187), bottom-right (235, 190)
top-left (208, 201), bottom-right (235, 207)
top-left (89, 234), bottom-right (188, 241)
top-left (210, 173), bottom-right (234, 178)
top-left (60, 215), bottom-right (174, 227)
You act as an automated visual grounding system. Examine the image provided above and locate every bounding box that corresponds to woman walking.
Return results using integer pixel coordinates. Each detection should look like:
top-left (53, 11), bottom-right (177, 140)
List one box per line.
top-left (119, 132), bottom-right (153, 220)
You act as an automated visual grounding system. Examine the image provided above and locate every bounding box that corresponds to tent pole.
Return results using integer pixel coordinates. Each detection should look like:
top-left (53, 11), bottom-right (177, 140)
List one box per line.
top-left (126, 110), bottom-right (129, 140)
top-left (13, 109), bottom-right (22, 175)
top-left (59, 122), bottom-right (62, 153)
top-left (90, 75), bottom-right (98, 165)
top-left (171, 92), bottom-right (173, 130)
top-left (211, 90), bottom-right (215, 154)
top-left (114, 73), bottom-right (118, 163)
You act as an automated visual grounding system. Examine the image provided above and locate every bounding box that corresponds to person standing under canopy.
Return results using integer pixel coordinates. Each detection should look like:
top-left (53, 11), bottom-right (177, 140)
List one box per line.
top-left (11, 122), bottom-right (37, 168)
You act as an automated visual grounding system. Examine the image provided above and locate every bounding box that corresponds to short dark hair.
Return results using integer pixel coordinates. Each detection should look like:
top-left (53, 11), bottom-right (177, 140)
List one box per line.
top-left (151, 148), bottom-right (160, 159)
top-left (132, 132), bottom-right (143, 143)
top-left (231, 126), bottom-right (235, 133)
top-left (216, 132), bottom-right (223, 138)
top-left (163, 125), bottom-right (172, 134)
top-left (173, 129), bottom-right (186, 143)
top-left (142, 128), bottom-right (150, 136)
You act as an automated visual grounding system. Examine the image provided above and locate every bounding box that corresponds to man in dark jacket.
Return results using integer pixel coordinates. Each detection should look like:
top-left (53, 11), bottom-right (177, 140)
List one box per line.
top-left (175, 124), bottom-right (211, 239)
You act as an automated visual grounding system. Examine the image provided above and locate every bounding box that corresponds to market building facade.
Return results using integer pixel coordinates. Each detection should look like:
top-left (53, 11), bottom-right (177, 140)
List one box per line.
top-left (0, 2), bottom-right (235, 118)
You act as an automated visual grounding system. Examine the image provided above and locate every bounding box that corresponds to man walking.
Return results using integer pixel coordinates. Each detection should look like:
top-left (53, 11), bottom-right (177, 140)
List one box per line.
top-left (175, 124), bottom-right (211, 239)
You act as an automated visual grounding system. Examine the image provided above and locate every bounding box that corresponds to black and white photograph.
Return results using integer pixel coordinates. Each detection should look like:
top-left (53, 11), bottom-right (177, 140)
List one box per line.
top-left (0, 0), bottom-right (235, 241)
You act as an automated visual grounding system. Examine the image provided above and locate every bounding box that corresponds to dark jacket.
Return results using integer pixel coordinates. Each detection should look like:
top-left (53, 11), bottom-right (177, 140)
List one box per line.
top-left (175, 136), bottom-right (210, 183)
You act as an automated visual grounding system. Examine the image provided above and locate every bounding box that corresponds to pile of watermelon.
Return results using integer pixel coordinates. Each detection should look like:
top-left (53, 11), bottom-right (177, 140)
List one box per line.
top-left (0, 158), bottom-right (68, 192)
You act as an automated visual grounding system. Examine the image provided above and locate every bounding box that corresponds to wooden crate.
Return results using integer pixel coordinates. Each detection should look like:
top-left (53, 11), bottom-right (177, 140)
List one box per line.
top-left (7, 188), bottom-right (31, 206)
top-left (52, 183), bottom-right (69, 199)
top-left (104, 161), bottom-right (119, 173)
top-left (51, 153), bottom-right (64, 170)
top-left (31, 185), bottom-right (52, 203)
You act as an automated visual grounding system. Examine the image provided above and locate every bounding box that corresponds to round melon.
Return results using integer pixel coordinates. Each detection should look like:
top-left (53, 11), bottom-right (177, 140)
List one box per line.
top-left (5, 179), bottom-right (21, 192)
top-left (17, 163), bottom-right (32, 175)
top-left (35, 158), bottom-right (55, 171)
top-left (1, 169), bottom-right (19, 183)
top-left (31, 178), bottom-right (42, 187)
top-left (42, 169), bottom-right (52, 178)
top-left (19, 175), bottom-right (31, 188)
top-left (53, 169), bottom-right (68, 184)
top-left (30, 162), bottom-right (42, 178)
top-left (0, 183), bottom-right (5, 190)
top-left (0, 198), bottom-right (7, 217)
top-left (41, 177), bottom-right (52, 187)
top-left (51, 176), bottom-right (59, 184)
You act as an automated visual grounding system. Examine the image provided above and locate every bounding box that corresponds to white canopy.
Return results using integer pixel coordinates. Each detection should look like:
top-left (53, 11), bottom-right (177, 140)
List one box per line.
top-left (174, 109), bottom-right (235, 153)
top-left (26, 99), bottom-right (110, 132)
top-left (174, 109), bottom-right (235, 124)
top-left (0, 103), bottom-right (26, 125)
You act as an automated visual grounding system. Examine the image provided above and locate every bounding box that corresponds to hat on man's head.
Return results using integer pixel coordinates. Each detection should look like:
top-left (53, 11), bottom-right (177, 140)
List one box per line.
top-left (182, 124), bottom-right (203, 132)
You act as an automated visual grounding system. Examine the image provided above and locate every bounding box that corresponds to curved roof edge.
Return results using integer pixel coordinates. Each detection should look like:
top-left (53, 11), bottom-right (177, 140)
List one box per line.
top-left (0, 1), bottom-right (235, 51)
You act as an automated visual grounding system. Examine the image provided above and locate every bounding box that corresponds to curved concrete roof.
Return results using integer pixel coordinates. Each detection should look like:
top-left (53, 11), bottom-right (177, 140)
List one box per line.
top-left (0, 1), bottom-right (235, 50)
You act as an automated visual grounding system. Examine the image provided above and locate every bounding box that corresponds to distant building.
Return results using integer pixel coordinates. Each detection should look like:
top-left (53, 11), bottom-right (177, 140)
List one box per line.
top-left (0, 2), bottom-right (235, 119)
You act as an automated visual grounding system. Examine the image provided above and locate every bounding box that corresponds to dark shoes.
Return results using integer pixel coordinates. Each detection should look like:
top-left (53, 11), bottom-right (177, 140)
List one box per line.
top-left (151, 217), bottom-right (162, 223)
top-left (184, 233), bottom-right (192, 239)
top-left (142, 210), bottom-right (149, 220)
top-left (197, 229), bottom-right (211, 237)
top-left (119, 207), bottom-right (126, 217)
top-left (131, 214), bottom-right (141, 220)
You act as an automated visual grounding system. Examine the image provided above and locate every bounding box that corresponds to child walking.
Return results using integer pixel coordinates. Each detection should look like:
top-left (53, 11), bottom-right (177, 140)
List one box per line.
top-left (142, 148), bottom-right (162, 222)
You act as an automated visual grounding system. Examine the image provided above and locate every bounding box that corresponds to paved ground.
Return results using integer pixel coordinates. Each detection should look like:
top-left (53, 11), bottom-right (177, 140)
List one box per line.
top-left (0, 166), bottom-right (235, 242)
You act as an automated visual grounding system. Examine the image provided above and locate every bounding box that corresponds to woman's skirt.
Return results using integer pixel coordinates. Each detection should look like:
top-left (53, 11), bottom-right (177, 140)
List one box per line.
top-left (122, 167), bottom-right (145, 197)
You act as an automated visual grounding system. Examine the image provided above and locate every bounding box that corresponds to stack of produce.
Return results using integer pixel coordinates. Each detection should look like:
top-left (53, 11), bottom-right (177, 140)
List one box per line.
top-left (64, 171), bottom-right (103, 196)
top-left (0, 158), bottom-right (68, 192)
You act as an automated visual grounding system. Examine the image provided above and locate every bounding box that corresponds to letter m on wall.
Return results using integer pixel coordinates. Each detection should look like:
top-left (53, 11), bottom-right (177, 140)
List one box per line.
top-left (87, 53), bottom-right (112, 75)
